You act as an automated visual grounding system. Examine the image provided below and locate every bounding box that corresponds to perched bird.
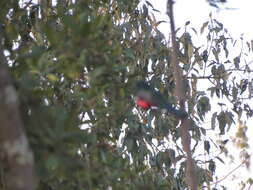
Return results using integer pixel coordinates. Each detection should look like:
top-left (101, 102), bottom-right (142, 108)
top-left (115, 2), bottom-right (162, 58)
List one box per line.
top-left (135, 81), bottom-right (187, 119)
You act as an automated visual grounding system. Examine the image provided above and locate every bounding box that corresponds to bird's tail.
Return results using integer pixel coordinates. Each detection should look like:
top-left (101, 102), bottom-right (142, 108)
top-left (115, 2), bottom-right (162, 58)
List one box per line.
top-left (165, 103), bottom-right (188, 119)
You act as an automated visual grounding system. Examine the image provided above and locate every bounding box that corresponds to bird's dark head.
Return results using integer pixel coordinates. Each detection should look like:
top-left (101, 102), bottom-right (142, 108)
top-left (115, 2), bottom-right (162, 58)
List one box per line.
top-left (136, 81), bottom-right (150, 90)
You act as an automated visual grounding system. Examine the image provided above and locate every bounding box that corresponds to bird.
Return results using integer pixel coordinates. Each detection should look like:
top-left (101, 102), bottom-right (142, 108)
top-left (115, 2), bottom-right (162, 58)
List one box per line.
top-left (135, 81), bottom-right (187, 119)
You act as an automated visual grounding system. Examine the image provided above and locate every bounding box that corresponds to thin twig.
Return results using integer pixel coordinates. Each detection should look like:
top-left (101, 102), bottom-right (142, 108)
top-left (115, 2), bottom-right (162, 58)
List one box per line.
top-left (212, 160), bottom-right (246, 186)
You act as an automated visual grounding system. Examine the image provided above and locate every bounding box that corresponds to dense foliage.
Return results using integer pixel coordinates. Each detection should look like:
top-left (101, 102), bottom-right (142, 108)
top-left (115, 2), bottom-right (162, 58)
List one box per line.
top-left (0, 0), bottom-right (252, 189)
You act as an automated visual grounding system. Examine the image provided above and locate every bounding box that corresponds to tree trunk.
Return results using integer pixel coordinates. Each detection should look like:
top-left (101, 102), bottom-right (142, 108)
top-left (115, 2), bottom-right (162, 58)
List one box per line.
top-left (0, 35), bottom-right (36, 190)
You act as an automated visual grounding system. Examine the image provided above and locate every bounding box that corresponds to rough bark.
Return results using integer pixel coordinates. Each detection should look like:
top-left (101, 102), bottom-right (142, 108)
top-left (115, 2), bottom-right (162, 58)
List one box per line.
top-left (0, 35), bottom-right (36, 190)
top-left (167, 1), bottom-right (197, 190)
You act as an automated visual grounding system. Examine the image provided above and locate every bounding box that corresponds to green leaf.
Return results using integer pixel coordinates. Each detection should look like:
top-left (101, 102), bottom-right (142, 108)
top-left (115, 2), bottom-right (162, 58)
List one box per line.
top-left (211, 112), bottom-right (217, 130)
top-left (185, 21), bottom-right (190, 26)
top-left (89, 66), bottom-right (106, 79)
top-left (46, 155), bottom-right (59, 171)
top-left (233, 56), bottom-right (240, 69)
top-left (208, 159), bottom-right (216, 173)
top-left (217, 111), bottom-right (226, 135)
top-left (125, 48), bottom-right (135, 60)
top-left (232, 86), bottom-right (238, 100)
top-left (215, 156), bottom-right (225, 164)
top-left (47, 73), bottom-right (59, 82)
top-left (204, 140), bottom-right (210, 154)
top-left (197, 96), bottom-right (211, 120)
top-left (200, 21), bottom-right (209, 34)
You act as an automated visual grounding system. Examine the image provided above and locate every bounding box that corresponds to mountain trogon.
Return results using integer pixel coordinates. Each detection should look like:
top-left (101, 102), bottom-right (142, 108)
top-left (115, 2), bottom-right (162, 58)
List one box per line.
top-left (135, 81), bottom-right (187, 119)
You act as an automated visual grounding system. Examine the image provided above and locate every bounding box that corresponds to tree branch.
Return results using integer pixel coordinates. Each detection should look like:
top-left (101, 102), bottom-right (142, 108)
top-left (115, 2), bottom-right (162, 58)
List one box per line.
top-left (212, 160), bottom-right (246, 186)
top-left (167, 1), bottom-right (197, 190)
top-left (0, 34), bottom-right (36, 189)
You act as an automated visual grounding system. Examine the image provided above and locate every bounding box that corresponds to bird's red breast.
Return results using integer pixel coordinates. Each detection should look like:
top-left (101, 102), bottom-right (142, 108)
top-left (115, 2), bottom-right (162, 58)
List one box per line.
top-left (136, 99), bottom-right (151, 109)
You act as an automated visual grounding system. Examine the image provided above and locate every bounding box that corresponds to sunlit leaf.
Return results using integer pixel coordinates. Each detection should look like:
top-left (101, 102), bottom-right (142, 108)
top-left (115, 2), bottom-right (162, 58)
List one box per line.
top-left (47, 73), bottom-right (59, 82)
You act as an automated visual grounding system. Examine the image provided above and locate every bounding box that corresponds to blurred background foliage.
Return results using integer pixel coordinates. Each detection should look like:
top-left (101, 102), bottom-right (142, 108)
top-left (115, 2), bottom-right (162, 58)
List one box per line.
top-left (0, 0), bottom-right (252, 189)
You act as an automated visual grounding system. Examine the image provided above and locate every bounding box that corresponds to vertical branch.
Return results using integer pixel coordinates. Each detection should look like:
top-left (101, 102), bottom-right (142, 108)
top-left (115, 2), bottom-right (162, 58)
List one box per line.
top-left (166, 0), bottom-right (184, 101)
top-left (0, 35), bottom-right (36, 189)
top-left (166, 1), bottom-right (197, 190)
